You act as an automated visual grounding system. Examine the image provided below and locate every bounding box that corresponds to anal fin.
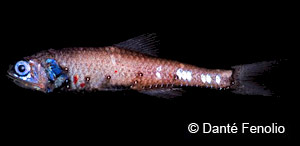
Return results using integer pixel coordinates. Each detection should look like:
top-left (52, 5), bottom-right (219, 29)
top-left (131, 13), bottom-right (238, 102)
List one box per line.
top-left (139, 88), bottom-right (183, 98)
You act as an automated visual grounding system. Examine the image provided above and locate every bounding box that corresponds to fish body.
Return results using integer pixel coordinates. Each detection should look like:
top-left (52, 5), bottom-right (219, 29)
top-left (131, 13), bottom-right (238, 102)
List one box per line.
top-left (31, 47), bottom-right (232, 90)
top-left (7, 34), bottom-right (274, 97)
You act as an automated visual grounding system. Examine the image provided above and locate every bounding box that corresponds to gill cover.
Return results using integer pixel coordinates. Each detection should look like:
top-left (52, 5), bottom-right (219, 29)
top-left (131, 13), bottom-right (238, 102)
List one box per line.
top-left (44, 58), bottom-right (69, 92)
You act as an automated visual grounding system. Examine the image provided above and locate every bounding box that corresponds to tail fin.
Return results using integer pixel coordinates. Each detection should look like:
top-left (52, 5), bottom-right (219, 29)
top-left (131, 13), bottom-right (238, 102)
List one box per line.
top-left (231, 61), bottom-right (279, 96)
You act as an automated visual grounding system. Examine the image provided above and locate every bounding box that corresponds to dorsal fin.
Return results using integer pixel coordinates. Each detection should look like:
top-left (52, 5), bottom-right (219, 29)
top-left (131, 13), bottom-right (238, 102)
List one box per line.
top-left (114, 33), bottom-right (159, 57)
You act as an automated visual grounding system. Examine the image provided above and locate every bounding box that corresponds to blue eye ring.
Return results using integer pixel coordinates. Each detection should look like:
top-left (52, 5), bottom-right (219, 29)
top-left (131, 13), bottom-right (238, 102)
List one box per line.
top-left (14, 61), bottom-right (31, 76)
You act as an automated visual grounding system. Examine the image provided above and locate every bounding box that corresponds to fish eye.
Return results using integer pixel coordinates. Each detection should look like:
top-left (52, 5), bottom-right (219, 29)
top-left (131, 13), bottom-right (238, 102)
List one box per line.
top-left (14, 61), bottom-right (31, 76)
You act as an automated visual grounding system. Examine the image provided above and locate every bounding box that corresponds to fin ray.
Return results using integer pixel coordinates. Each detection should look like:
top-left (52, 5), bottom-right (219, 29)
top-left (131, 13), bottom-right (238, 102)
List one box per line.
top-left (231, 61), bottom-right (279, 96)
top-left (139, 88), bottom-right (183, 98)
top-left (114, 33), bottom-right (159, 56)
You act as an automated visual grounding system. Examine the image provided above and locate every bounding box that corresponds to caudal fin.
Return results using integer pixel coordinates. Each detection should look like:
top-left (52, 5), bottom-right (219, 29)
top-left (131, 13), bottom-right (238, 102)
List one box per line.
top-left (231, 61), bottom-right (280, 96)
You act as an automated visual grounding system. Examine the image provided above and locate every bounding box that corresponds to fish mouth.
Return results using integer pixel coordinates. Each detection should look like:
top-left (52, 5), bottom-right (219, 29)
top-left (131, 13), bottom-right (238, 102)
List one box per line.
top-left (7, 66), bottom-right (18, 82)
top-left (7, 66), bottom-right (37, 90)
top-left (7, 71), bottom-right (33, 89)
top-left (7, 65), bottom-right (48, 93)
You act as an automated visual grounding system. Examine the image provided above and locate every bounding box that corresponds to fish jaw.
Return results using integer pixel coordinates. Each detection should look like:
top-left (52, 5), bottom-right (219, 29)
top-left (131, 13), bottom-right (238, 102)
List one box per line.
top-left (7, 59), bottom-right (49, 93)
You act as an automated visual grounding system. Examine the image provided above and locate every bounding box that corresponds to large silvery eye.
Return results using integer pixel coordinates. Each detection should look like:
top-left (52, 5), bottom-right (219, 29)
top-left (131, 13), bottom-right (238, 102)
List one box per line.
top-left (14, 61), bottom-right (31, 76)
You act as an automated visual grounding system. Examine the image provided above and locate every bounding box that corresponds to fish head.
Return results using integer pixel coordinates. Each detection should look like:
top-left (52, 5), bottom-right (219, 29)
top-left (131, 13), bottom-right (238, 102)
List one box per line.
top-left (7, 59), bottom-right (49, 92)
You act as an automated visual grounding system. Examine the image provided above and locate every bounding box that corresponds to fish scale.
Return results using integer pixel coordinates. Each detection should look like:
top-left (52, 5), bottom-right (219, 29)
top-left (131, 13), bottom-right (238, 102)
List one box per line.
top-left (8, 33), bottom-right (275, 97)
top-left (36, 46), bottom-right (233, 91)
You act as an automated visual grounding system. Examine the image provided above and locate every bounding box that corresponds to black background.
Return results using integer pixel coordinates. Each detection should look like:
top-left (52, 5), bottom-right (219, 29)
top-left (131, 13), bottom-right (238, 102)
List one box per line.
top-left (1, 2), bottom-right (297, 143)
